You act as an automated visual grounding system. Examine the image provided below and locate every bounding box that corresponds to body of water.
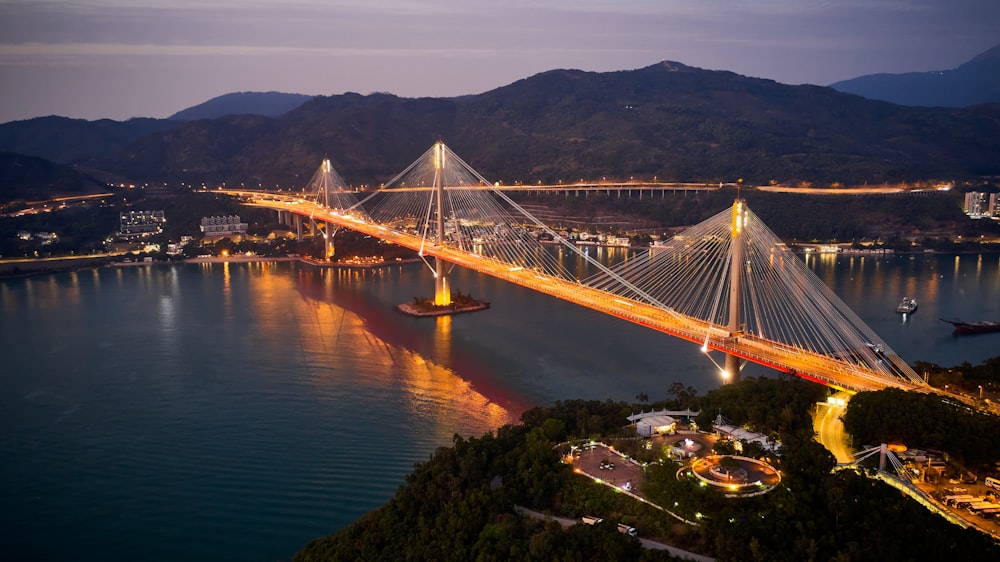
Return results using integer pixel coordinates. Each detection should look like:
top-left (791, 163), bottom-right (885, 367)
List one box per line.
top-left (2, 251), bottom-right (997, 561)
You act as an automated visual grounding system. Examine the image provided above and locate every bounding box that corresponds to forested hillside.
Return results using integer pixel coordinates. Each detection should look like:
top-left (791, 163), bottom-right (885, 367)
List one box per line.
top-left (109, 62), bottom-right (1000, 188)
top-left (3, 62), bottom-right (999, 190)
top-left (295, 377), bottom-right (1000, 561)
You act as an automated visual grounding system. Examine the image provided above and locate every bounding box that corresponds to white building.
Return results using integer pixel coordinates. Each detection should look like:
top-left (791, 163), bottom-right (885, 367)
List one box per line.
top-left (200, 215), bottom-right (248, 237)
top-left (627, 408), bottom-right (689, 437)
top-left (713, 423), bottom-right (781, 453)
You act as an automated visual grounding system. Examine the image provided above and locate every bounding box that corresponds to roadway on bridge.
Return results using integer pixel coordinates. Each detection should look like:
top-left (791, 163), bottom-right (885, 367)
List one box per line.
top-left (227, 190), bottom-right (933, 395)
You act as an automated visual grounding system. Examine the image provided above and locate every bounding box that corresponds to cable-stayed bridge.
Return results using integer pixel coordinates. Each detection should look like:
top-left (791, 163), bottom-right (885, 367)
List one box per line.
top-left (220, 142), bottom-right (932, 395)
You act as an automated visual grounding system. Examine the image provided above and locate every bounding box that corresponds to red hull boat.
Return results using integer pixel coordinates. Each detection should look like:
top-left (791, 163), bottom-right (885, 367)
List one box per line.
top-left (940, 319), bottom-right (1000, 335)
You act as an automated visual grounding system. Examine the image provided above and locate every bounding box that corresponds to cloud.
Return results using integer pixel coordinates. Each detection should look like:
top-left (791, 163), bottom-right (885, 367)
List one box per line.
top-left (0, 41), bottom-right (652, 64)
top-left (1, 0), bottom-right (998, 121)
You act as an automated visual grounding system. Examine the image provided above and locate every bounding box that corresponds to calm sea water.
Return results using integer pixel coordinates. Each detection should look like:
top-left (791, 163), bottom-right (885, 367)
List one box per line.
top-left (1, 252), bottom-right (997, 561)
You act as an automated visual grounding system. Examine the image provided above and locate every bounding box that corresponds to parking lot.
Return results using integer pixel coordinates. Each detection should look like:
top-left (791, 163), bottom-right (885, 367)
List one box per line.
top-left (570, 443), bottom-right (645, 495)
top-left (920, 481), bottom-right (1000, 538)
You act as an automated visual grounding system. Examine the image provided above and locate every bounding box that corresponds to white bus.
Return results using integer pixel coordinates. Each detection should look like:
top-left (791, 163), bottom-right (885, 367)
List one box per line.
top-left (985, 476), bottom-right (1000, 491)
top-left (967, 502), bottom-right (996, 514)
top-left (944, 494), bottom-right (974, 506)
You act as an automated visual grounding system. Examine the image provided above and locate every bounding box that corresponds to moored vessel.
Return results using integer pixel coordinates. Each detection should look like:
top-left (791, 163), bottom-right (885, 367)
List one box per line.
top-left (940, 319), bottom-right (1000, 335)
top-left (895, 297), bottom-right (917, 314)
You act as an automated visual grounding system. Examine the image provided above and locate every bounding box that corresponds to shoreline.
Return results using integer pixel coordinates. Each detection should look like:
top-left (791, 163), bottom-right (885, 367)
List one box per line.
top-left (184, 255), bottom-right (300, 264)
top-left (3, 247), bottom-right (999, 280)
top-left (0, 254), bottom-right (404, 279)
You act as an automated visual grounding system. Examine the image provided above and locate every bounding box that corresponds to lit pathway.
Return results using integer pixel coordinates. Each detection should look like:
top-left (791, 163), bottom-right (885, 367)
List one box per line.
top-left (814, 392), bottom-right (854, 464)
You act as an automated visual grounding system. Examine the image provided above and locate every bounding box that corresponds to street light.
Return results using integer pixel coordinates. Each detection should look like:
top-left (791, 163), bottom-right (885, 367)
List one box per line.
top-left (979, 385), bottom-right (984, 399)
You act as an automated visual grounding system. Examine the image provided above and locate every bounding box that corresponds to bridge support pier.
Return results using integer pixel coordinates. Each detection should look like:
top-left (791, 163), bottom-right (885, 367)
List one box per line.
top-left (324, 222), bottom-right (335, 260)
top-left (724, 354), bottom-right (741, 385)
top-left (434, 257), bottom-right (450, 306)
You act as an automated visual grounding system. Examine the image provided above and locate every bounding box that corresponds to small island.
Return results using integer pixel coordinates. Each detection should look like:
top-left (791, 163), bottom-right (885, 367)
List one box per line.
top-left (397, 290), bottom-right (490, 317)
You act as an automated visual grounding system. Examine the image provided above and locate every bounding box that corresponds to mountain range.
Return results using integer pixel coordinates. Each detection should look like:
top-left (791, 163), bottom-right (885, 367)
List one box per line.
top-left (830, 43), bottom-right (1000, 107)
top-left (167, 91), bottom-right (314, 121)
top-left (1, 56), bottom-right (999, 199)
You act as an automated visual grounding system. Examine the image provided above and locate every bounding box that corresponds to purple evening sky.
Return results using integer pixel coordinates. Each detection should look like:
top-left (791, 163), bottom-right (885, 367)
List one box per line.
top-left (0, 0), bottom-right (997, 123)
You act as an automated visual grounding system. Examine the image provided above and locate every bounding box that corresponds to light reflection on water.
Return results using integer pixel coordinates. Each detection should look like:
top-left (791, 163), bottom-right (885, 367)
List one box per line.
top-left (1, 253), bottom-right (997, 562)
top-left (271, 263), bottom-right (516, 435)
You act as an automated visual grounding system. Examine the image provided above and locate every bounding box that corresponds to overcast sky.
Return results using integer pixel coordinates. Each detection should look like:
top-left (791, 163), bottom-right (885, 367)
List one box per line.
top-left (1, 0), bottom-right (998, 123)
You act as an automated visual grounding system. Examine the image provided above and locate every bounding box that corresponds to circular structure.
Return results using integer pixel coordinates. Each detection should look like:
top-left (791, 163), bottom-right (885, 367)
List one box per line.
top-left (689, 455), bottom-right (781, 496)
top-left (709, 463), bottom-right (748, 483)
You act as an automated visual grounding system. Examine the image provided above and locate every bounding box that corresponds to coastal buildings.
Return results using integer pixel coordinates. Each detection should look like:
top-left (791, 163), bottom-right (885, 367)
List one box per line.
top-left (200, 215), bottom-right (248, 238)
top-left (964, 192), bottom-right (999, 219)
top-left (119, 210), bottom-right (165, 238)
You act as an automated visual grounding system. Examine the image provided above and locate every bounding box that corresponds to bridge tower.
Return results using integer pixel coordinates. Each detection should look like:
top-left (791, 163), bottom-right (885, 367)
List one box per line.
top-left (321, 159), bottom-right (335, 260)
top-left (432, 142), bottom-right (451, 306)
top-left (725, 199), bottom-right (746, 384)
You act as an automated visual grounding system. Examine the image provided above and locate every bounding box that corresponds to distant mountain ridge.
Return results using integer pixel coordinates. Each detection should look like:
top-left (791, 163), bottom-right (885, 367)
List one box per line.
top-left (0, 152), bottom-right (108, 200)
top-left (110, 60), bottom-right (999, 187)
top-left (168, 91), bottom-right (313, 120)
top-left (0, 116), bottom-right (177, 164)
top-left (1, 60), bottom-right (999, 194)
top-left (830, 42), bottom-right (1000, 107)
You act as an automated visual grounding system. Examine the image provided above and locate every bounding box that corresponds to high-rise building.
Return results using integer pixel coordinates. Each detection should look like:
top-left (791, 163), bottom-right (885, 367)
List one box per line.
top-left (120, 210), bottom-right (165, 237)
top-left (963, 192), bottom-right (991, 218)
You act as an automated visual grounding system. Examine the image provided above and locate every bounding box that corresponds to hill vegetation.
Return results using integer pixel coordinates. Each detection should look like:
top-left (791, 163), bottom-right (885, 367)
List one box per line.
top-left (0, 116), bottom-right (177, 164)
top-left (1, 62), bottom-right (999, 191)
top-left (0, 152), bottom-right (109, 201)
top-left (294, 373), bottom-right (1000, 561)
top-left (106, 62), bottom-right (1000, 189)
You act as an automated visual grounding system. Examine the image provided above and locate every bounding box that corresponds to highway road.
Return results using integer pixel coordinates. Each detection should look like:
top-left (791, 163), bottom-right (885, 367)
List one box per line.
top-left (814, 392), bottom-right (855, 464)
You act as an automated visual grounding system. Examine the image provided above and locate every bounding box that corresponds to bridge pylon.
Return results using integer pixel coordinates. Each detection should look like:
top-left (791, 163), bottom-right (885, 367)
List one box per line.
top-left (296, 157), bottom-right (364, 261)
top-left (320, 159), bottom-right (335, 260)
top-left (432, 142), bottom-right (451, 306)
top-left (725, 199), bottom-right (746, 384)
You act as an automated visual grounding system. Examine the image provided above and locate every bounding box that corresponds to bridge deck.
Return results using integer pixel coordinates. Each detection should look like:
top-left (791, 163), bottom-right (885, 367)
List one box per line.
top-left (235, 191), bottom-right (925, 394)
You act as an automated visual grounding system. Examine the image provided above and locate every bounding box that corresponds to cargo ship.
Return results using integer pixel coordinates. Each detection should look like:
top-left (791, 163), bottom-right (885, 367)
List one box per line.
top-left (939, 319), bottom-right (1000, 335)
